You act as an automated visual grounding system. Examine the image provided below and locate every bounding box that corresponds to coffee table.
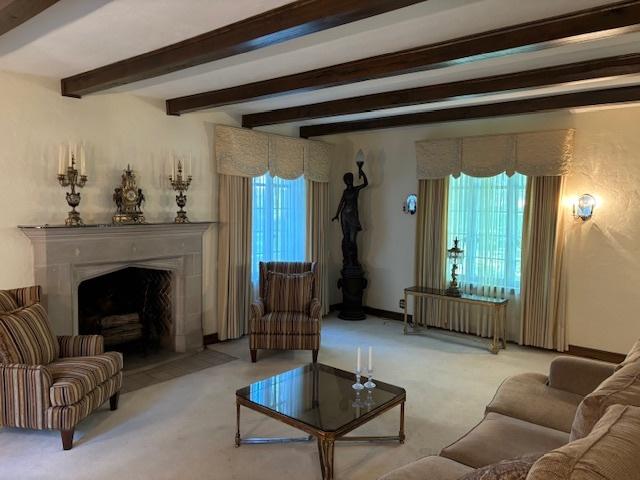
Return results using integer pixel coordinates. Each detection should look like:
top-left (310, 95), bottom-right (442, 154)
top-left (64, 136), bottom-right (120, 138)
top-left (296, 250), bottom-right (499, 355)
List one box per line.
top-left (235, 363), bottom-right (406, 480)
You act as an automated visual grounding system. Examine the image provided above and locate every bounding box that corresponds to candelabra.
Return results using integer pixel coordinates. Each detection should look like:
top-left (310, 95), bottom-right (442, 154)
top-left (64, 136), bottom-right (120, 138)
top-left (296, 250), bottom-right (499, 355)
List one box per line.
top-left (169, 160), bottom-right (192, 223)
top-left (57, 155), bottom-right (87, 226)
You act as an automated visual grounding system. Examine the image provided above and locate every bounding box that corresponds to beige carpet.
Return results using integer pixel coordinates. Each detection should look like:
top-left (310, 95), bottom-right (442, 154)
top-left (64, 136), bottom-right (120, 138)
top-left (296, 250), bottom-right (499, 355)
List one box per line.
top-left (0, 315), bottom-right (556, 480)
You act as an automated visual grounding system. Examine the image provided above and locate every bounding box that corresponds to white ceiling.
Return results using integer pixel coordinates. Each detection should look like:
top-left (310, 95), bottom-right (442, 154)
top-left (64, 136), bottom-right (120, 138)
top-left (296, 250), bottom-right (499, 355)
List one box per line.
top-left (0, 0), bottom-right (638, 128)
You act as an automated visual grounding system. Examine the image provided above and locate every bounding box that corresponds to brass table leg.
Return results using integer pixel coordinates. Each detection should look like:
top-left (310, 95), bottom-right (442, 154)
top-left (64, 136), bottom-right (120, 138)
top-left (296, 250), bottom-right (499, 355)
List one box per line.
top-left (490, 305), bottom-right (500, 354)
top-left (235, 400), bottom-right (241, 447)
top-left (502, 305), bottom-right (508, 349)
top-left (403, 291), bottom-right (408, 334)
top-left (399, 401), bottom-right (406, 444)
top-left (317, 437), bottom-right (335, 480)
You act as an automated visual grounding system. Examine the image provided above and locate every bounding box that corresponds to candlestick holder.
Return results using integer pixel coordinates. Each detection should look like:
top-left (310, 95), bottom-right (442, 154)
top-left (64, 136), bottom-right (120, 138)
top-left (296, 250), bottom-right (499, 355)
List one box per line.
top-left (169, 160), bottom-right (192, 223)
top-left (352, 369), bottom-right (364, 390)
top-left (364, 368), bottom-right (376, 389)
top-left (57, 155), bottom-right (87, 226)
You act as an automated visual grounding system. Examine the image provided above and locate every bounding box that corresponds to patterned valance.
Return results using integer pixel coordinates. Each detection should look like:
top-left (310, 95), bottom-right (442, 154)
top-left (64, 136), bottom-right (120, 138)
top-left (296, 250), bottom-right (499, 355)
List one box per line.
top-left (415, 129), bottom-right (575, 179)
top-left (215, 125), bottom-right (332, 182)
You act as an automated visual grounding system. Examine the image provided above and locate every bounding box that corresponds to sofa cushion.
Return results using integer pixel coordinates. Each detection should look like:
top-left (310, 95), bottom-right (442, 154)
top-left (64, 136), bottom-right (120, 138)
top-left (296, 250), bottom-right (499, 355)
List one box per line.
top-left (0, 303), bottom-right (59, 365)
top-left (460, 453), bottom-right (542, 480)
top-left (528, 404), bottom-right (640, 480)
top-left (250, 311), bottom-right (319, 336)
top-left (47, 352), bottom-right (123, 406)
top-left (265, 271), bottom-right (313, 313)
top-left (0, 291), bottom-right (19, 313)
top-left (570, 362), bottom-right (640, 441)
top-left (615, 338), bottom-right (640, 372)
top-left (440, 413), bottom-right (568, 469)
top-left (378, 456), bottom-right (473, 480)
top-left (486, 373), bottom-right (582, 433)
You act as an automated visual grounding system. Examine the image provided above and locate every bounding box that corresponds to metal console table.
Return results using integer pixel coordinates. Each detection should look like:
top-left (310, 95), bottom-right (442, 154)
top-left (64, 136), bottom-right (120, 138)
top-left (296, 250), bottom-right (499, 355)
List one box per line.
top-left (403, 286), bottom-right (508, 354)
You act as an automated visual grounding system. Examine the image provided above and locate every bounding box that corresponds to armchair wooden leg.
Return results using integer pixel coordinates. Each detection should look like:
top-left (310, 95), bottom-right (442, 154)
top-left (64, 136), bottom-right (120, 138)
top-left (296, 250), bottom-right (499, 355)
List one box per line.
top-left (110, 392), bottom-right (120, 411)
top-left (61, 429), bottom-right (74, 450)
top-left (312, 349), bottom-right (318, 363)
top-left (250, 349), bottom-right (257, 363)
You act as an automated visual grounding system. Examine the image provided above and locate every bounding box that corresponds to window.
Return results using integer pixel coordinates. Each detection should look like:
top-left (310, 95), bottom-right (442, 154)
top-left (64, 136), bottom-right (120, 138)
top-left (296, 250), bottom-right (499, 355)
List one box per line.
top-left (447, 173), bottom-right (527, 292)
top-left (251, 173), bottom-right (306, 285)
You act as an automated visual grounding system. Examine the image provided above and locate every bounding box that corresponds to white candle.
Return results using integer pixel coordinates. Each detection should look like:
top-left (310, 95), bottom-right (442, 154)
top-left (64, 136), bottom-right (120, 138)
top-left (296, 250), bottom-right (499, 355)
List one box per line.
top-left (356, 347), bottom-right (361, 372)
top-left (68, 142), bottom-right (73, 167)
top-left (80, 145), bottom-right (86, 176)
top-left (368, 346), bottom-right (373, 371)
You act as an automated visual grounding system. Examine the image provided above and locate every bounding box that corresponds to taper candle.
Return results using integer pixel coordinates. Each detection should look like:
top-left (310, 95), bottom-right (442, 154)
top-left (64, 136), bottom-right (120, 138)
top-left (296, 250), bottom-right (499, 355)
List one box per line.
top-left (356, 347), bottom-right (361, 372)
top-left (58, 144), bottom-right (64, 175)
top-left (368, 346), bottom-right (372, 371)
top-left (80, 145), bottom-right (86, 176)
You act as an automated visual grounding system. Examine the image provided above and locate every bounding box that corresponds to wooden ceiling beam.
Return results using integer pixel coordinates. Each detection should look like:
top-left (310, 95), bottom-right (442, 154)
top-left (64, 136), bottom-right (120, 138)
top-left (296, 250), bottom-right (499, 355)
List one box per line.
top-left (298, 85), bottom-right (640, 137)
top-left (60, 0), bottom-right (425, 98)
top-left (243, 53), bottom-right (640, 127)
top-left (0, 0), bottom-right (59, 37)
top-left (166, 1), bottom-right (640, 115)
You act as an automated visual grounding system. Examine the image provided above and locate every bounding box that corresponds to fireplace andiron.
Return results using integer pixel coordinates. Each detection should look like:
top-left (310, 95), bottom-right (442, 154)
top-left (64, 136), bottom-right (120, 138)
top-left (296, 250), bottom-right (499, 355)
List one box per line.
top-left (169, 160), bottom-right (192, 223)
top-left (112, 165), bottom-right (146, 224)
top-left (332, 150), bottom-right (368, 320)
top-left (57, 152), bottom-right (87, 226)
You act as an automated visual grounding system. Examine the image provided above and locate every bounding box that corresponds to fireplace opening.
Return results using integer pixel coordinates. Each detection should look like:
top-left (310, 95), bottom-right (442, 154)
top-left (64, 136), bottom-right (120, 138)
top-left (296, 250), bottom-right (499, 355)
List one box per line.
top-left (78, 267), bottom-right (173, 359)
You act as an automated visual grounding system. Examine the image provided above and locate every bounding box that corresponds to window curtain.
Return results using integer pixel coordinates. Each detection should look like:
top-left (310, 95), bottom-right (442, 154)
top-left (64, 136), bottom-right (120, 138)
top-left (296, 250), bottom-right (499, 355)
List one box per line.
top-left (306, 180), bottom-right (330, 315)
top-left (445, 173), bottom-right (526, 340)
top-left (217, 174), bottom-right (252, 341)
top-left (251, 173), bottom-right (306, 288)
top-left (520, 176), bottom-right (568, 351)
top-left (414, 178), bottom-right (449, 326)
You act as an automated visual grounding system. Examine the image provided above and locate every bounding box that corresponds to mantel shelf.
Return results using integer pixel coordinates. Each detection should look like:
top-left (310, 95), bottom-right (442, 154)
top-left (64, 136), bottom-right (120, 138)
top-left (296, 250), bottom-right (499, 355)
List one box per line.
top-left (18, 221), bottom-right (216, 240)
top-left (19, 221), bottom-right (216, 229)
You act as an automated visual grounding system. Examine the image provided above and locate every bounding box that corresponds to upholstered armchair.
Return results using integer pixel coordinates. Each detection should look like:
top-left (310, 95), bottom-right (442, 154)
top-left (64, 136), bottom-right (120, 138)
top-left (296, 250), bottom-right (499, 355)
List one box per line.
top-left (0, 286), bottom-right (123, 450)
top-left (249, 262), bottom-right (321, 363)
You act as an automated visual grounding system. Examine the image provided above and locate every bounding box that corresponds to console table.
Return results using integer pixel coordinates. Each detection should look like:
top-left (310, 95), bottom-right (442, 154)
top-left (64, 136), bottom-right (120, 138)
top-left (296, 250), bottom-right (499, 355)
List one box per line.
top-left (402, 286), bottom-right (508, 354)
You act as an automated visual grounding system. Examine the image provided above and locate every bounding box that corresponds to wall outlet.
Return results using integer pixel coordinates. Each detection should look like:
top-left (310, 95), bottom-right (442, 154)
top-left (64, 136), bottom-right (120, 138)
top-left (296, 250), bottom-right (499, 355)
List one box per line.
top-left (399, 299), bottom-right (406, 309)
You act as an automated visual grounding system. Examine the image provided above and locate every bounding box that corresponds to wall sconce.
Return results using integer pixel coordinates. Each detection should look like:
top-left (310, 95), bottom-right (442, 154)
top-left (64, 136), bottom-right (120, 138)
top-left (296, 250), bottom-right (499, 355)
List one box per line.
top-left (573, 193), bottom-right (596, 221)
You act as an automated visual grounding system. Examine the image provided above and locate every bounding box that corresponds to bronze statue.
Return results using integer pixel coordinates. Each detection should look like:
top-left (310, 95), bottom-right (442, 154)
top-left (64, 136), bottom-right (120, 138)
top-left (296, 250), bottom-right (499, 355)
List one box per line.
top-left (332, 163), bottom-right (368, 266)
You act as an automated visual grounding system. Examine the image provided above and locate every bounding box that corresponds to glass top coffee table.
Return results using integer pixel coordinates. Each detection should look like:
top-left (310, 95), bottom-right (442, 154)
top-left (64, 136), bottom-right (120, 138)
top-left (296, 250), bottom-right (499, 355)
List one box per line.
top-left (235, 363), bottom-right (406, 480)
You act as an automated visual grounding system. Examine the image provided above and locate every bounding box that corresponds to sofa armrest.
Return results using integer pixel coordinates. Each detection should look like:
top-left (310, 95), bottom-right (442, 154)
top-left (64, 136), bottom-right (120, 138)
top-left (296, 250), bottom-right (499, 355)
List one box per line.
top-left (309, 298), bottom-right (322, 320)
top-left (57, 335), bottom-right (104, 357)
top-left (0, 363), bottom-right (52, 429)
top-left (250, 299), bottom-right (265, 320)
top-left (548, 356), bottom-right (615, 396)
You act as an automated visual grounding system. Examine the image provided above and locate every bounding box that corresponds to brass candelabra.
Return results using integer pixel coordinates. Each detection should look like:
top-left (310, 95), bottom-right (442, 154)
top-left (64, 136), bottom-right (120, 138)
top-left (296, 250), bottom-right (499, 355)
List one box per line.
top-left (169, 160), bottom-right (192, 223)
top-left (445, 237), bottom-right (464, 297)
top-left (57, 155), bottom-right (87, 226)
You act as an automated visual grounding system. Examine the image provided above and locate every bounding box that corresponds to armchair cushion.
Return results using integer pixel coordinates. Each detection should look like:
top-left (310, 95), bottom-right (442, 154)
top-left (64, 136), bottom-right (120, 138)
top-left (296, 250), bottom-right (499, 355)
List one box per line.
top-left (48, 352), bottom-right (123, 407)
top-left (58, 335), bottom-right (104, 357)
top-left (0, 303), bottom-right (59, 365)
top-left (264, 271), bottom-right (314, 313)
top-left (0, 291), bottom-right (19, 312)
top-left (251, 311), bottom-right (320, 336)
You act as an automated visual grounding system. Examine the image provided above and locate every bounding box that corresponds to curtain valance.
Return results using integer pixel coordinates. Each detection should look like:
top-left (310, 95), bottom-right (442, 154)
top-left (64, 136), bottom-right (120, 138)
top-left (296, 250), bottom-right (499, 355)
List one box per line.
top-left (415, 129), bottom-right (574, 179)
top-left (215, 125), bottom-right (332, 182)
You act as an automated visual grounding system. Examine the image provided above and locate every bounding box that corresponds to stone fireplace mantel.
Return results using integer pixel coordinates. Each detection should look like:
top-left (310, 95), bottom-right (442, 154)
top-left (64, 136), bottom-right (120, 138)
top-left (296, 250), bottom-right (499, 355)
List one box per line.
top-left (19, 222), bottom-right (214, 352)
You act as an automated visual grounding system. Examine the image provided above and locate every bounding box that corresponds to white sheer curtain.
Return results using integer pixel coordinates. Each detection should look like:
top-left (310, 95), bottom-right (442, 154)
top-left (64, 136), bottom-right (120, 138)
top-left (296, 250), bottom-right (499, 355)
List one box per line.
top-left (446, 173), bottom-right (527, 340)
top-left (251, 173), bottom-right (306, 287)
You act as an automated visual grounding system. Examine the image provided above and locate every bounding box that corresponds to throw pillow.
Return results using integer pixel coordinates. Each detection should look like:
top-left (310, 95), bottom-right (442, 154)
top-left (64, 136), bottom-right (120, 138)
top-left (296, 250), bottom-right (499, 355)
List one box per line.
top-left (0, 291), bottom-right (19, 313)
top-left (570, 361), bottom-right (640, 440)
top-left (0, 303), bottom-right (59, 365)
top-left (265, 271), bottom-right (313, 313)
top-left (616, 338), bottom-right (640, 371)
top-left (528, 404), bottom-right (640, 480)
top-left (460, 453), bottom-right (542, 480)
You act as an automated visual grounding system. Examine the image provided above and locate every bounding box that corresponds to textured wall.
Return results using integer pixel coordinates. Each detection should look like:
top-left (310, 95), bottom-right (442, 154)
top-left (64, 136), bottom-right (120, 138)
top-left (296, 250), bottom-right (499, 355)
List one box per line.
top-left (321, 105), bottom-right (640, 354)
top-left (0, 71), bottom-right (239, 334)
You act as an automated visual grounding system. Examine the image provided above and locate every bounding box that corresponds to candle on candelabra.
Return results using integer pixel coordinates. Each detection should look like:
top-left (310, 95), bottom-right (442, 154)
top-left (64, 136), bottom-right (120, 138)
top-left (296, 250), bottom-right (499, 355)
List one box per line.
top-left (356, 347), bottom-right (361, 372)
top-left (80, 145), bottom-right (86, 176)
top-left (58, 144), bottom-right (65, 175)
top-left (368, 346), bottom-right (373, 371)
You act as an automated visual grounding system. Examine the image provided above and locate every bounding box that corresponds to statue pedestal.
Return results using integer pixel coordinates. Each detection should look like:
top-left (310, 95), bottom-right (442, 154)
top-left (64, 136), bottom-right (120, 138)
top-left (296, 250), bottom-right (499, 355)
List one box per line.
top-left (338, 265), bottom-right (367, 320)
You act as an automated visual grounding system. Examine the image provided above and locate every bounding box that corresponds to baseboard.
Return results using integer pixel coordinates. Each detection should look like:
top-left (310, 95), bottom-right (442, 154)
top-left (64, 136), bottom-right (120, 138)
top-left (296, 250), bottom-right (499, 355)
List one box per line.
top-left (329, 303), bottom-right (413, 322)
top-left (203, 333), bottom-right (219, 346)
top-left (567, 345), bottom-right (625, 364)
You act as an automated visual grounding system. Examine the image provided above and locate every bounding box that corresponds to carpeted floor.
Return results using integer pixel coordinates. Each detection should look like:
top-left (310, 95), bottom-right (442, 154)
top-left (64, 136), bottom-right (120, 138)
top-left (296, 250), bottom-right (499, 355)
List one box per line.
top-left (0, 315), bottom-right (557, 480)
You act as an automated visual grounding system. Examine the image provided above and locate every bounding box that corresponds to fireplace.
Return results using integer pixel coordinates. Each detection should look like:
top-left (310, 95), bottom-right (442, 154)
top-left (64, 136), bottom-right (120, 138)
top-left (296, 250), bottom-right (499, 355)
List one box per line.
top-left (78, 267), bottom-right (173, 353)
top-left (19, 222), bottom-right (212, 352)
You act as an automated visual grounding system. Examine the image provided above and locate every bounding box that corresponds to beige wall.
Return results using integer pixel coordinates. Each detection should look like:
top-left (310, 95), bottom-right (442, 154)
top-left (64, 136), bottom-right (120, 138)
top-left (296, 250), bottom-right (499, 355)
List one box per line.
top-left (0, 70), bottom-right (239, 335)
top-left (320, 104), bottom-right (640, 354)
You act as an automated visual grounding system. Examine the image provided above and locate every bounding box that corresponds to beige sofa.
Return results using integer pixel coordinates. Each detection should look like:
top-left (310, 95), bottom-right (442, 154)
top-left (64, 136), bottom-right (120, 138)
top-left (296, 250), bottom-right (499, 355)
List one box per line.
top-left (381, 341), bottom-right (640, 479)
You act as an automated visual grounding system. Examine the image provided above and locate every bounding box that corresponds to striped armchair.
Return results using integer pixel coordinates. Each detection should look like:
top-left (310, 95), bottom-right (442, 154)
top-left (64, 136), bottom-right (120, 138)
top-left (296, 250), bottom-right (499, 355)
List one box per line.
top-left (0, 286), bottom-right (123, 450)
top-left (249, 262), bottom-right (321, 363)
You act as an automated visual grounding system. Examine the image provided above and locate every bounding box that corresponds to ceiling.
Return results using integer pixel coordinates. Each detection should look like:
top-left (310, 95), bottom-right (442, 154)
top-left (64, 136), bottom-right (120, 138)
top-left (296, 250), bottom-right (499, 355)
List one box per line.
top-left (1, 0), bottom-right (639, 132)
